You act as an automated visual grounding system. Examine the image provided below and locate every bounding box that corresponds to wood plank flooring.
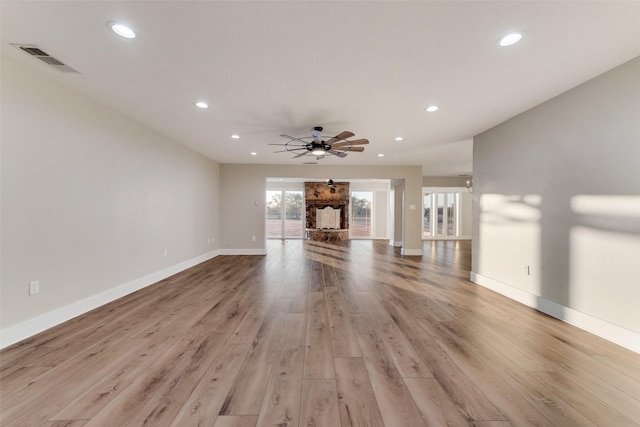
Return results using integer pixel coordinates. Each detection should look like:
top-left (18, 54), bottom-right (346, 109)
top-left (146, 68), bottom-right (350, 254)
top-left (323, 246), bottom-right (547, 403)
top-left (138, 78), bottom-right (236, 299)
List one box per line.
top-left (1, 239), bottom-right (639, 426)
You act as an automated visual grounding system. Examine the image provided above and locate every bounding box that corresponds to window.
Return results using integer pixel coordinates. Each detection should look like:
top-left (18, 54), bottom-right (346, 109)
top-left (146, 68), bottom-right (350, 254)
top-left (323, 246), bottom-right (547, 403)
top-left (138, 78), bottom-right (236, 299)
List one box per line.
top-left (266, 190), bottom-right (304, 239)
top-left (266, 191), bottom-right (282, 238)
top-left (423, 193), bottom-right (432, 237)
top-left (423, 191), bottom-right (459, 238)
top-left (350, 191), bottom-right (373, 238)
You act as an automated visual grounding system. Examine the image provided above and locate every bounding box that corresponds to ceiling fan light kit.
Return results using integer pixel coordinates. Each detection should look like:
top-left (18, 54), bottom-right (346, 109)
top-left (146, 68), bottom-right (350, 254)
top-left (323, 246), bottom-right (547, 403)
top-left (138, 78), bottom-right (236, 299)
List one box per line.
top-left (270, 126), bottom-right (369, 160)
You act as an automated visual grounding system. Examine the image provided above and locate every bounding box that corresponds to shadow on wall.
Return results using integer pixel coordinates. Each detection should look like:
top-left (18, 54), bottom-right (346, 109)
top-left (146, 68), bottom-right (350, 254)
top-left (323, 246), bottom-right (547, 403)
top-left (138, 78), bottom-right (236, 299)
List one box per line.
top-left (568, 195), bottom-right (640, 332)
top-left (477, 192), bottom-right (640, 335)
top-left (477, 193), bottom-right (543, 297)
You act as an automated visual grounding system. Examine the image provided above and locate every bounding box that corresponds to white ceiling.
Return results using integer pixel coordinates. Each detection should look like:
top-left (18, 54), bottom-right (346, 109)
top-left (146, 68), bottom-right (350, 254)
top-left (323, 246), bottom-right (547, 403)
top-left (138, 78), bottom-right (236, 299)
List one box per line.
top-left (3, 1), bottom-right (640, 176)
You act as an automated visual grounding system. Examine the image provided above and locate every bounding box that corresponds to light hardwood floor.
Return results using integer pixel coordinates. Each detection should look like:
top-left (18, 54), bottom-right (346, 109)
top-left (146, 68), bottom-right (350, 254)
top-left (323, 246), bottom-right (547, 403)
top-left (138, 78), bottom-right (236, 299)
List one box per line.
top-left (1, 240), bottom-right (639, 426)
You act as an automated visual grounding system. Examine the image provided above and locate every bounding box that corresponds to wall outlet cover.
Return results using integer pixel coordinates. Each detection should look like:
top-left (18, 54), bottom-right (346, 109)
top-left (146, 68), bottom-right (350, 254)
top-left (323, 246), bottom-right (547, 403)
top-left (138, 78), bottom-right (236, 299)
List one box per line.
top-left (29, 281), bottom-right (40, 296)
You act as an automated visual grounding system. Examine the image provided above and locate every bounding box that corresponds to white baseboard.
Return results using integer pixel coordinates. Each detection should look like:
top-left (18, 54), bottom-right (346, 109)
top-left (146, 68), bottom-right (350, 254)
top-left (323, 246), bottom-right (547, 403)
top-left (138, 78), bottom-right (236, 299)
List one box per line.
top-left (0, 250), bottom-right (220, 350)
top-left (401, 248), bottom-right (423, 256)
top-left (220, 248), bottom-right (267, 255)
top-left (470, 272), bottom-right (640, 354)
top-left (390, 240), bottom-right (403, 247)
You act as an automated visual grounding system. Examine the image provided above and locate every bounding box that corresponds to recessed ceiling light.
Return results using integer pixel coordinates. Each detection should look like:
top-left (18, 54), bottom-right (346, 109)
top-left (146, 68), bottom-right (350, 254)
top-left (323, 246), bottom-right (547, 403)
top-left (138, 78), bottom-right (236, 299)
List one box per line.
top-left (194, 101), bottom-right (209, 109)
top-left (250, 152), bottom-right (257, 156)
top-left (394, 136), bottom-right (404, 142)
top-left (498, 31), bottom-right (524, 47)
top-left (231, 134), bottom-right (240, 139)
top-left (377, 153), bottom-right (385, 157)
top-left (107, 21), bottom-right (136, 39)
top-left (425, 106), bottom-right (439, 113)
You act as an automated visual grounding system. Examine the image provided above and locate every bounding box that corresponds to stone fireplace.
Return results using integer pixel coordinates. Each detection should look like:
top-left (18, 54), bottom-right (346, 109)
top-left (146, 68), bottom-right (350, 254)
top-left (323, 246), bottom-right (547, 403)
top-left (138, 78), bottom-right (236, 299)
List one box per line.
top-left (304, 181), bottom-right (349, 241)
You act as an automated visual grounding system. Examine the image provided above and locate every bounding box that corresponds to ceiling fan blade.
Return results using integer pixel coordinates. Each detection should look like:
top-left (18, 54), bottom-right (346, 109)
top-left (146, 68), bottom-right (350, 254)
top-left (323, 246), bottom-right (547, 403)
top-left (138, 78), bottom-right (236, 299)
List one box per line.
top-left (325, 131), bottom-right (355, 145)
top-left (273, 148), bottom-right (307, 153)
top-left (281, 134), bottom-right (309, 143)
top-left (327, 149), bottom-right (348, 158)
top-left (331, 138), bottom-right (369, 148)
top-left (333, 146), bottom-right (365, 152)
top-left (293, 151), bottom-right (310, 158)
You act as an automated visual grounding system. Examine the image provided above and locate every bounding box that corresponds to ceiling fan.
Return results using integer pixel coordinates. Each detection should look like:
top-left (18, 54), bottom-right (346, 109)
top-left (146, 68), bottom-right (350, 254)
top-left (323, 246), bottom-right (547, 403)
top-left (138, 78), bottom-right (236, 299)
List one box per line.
top-left (270, 126), bottom-right (369, 159)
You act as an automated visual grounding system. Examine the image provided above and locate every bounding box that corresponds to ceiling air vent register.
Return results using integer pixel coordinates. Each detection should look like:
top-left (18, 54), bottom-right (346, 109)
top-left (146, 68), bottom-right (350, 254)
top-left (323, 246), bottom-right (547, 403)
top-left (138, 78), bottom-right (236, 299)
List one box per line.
top-left (12, 44), bottom-right (79, 73)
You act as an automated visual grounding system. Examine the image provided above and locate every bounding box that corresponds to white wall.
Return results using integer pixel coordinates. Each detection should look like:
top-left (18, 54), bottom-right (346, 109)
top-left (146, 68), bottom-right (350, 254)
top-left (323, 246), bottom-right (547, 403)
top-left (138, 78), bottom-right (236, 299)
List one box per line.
top-left (391, 181), bottom-right (404, 247)
top-left (459, 191), bottom-right (472, 237)
top-left (373, 189), bottom-right (389, 239)
top-left (219, 164), bottom-right (423, 254)
top-left (472, 56), bottom-right (640, 352)
top-left (422, 176), bottom-right (471, 187)
top-left (1, 54), bottom-right (220, 347)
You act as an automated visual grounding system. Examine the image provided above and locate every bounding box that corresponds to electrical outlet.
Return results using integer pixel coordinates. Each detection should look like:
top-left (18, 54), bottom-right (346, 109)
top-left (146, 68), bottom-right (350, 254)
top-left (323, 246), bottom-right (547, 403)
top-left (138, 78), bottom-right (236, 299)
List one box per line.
top-left (163, 249), bottom-right (168, 257)
top-left (252, 235), bottom-right (256, 241)
top-left (208, 238), bottom-right (211, 244)
top-left (29, 281), bottom-right (39, 296)
top-left (524, 265), bottom-right (530, 275)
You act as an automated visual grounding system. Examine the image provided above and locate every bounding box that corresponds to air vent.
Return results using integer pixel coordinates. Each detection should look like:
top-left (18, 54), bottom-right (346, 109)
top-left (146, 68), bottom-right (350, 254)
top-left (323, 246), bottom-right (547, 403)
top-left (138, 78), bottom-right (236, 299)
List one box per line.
top-left (302, 162), bottom-right (318, 165)
top-left (11, 44), bottom-right (79, 73)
